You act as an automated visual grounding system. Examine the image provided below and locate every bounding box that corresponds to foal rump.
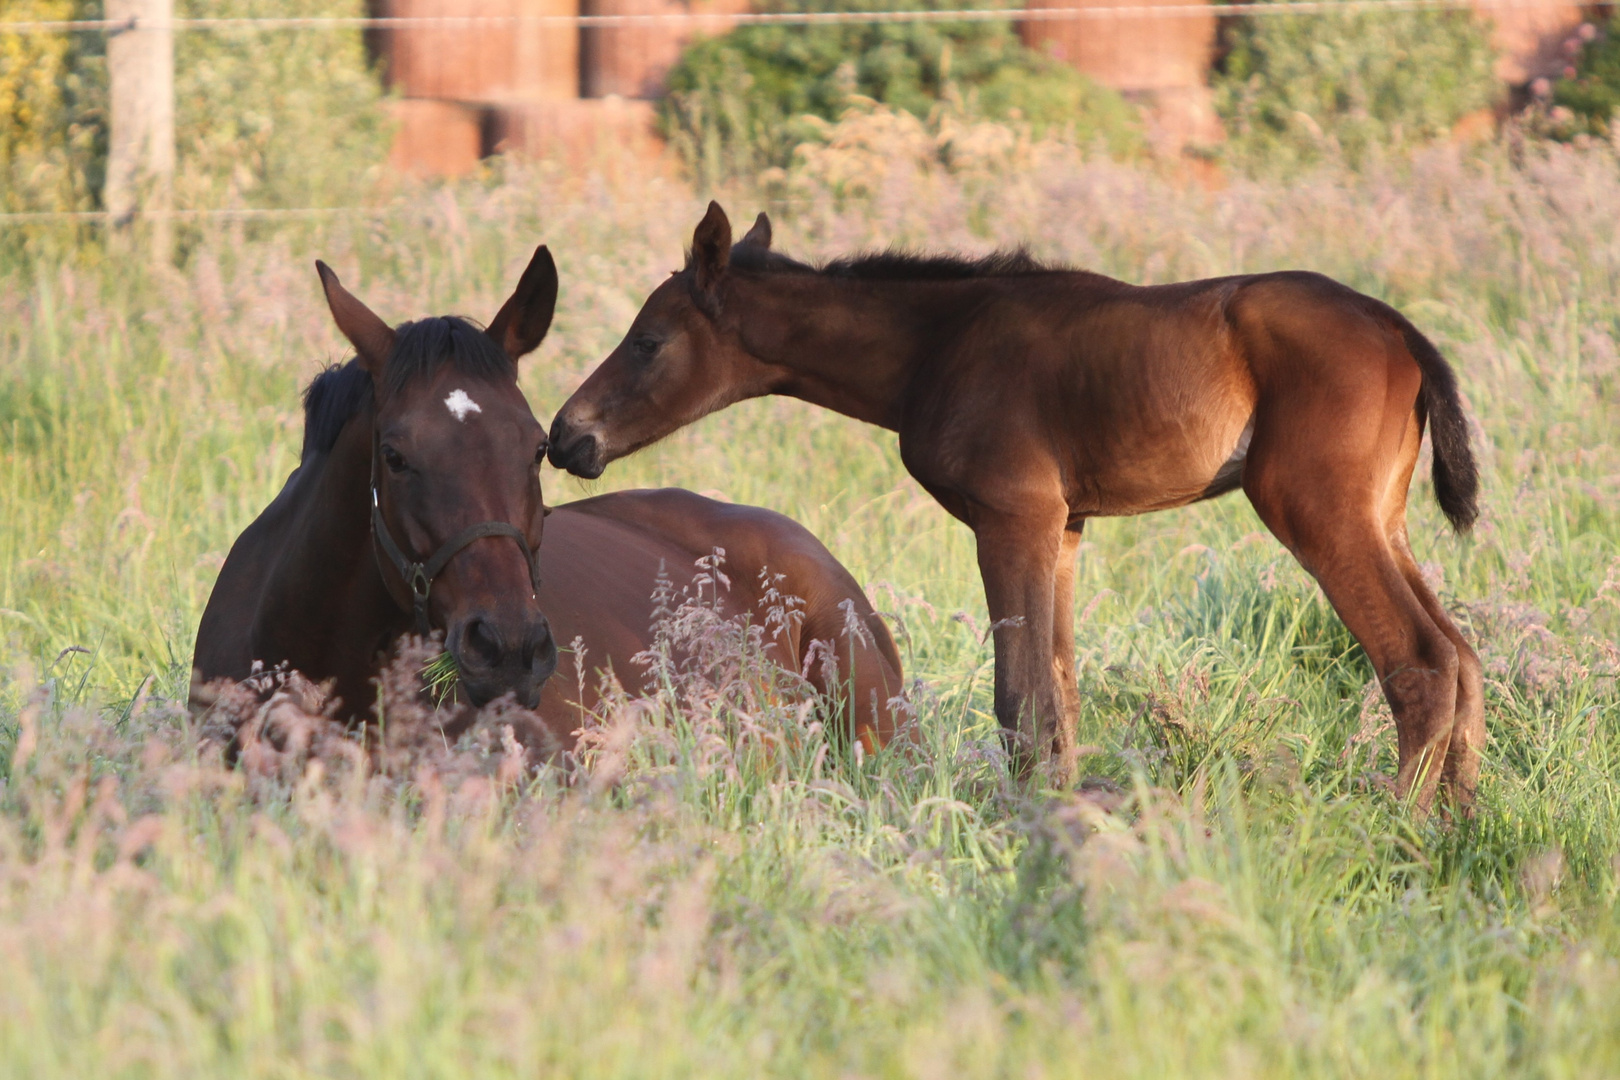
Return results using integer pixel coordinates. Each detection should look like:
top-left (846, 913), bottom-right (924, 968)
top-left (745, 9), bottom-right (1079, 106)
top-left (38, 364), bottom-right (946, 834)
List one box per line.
top-left (1220, 271), bottom-right (1479, 532)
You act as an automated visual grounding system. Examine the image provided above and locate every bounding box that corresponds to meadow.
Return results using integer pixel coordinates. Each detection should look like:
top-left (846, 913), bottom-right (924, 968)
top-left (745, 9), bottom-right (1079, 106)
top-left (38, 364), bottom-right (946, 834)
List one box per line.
top-left (2, 128), bottom-right (1619, 1076)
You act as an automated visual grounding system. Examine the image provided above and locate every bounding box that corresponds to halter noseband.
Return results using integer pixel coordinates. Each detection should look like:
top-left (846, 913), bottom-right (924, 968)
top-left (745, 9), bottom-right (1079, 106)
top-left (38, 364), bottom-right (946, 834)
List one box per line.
top-left (370, 439), bottom-right (542, 636)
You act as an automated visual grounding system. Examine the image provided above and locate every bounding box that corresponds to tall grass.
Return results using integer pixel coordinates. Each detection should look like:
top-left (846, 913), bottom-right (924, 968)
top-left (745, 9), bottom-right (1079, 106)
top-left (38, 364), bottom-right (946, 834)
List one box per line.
top-left (1, 136), bottom-right (1618, 1075)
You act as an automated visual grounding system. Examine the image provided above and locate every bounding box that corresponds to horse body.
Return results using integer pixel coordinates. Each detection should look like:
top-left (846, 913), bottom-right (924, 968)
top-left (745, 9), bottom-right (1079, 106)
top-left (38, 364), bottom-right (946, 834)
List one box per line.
top-left (531, 488), bottom-right (904, 740)
top-left (193, 248), bottom-right (903, 754)
top-left (549, 204), bottom-right (1483, 812)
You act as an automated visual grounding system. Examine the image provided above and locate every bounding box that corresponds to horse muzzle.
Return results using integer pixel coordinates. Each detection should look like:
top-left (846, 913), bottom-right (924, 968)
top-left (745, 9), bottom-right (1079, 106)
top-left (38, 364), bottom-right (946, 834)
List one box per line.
top-left (547, 416), bottom-right (606, 479)
top-left (448, 612), bottom-right (559, 709)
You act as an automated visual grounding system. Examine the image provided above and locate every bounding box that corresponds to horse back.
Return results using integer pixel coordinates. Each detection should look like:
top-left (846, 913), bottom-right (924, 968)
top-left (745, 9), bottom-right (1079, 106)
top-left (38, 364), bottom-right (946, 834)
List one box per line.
top-left (902, 270), bottom-right (1425, 518)
top-left (543, 488), bottom-right (902, 684)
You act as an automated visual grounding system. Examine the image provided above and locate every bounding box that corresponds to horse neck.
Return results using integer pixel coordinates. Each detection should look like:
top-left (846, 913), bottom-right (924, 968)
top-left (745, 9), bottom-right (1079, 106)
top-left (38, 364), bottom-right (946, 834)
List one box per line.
top-left (265, 409), bottom-right (402, 648)
top-left (733, 273), bottom-right (933, 430)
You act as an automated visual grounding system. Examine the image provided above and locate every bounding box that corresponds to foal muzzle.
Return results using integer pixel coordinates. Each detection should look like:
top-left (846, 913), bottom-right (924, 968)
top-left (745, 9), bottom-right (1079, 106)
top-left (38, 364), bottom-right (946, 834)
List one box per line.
top-left (547, 417), bottom-right (606, 479)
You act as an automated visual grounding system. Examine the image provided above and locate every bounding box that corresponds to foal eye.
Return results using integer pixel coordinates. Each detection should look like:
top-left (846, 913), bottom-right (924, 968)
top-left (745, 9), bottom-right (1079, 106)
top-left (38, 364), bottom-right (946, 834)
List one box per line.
top-left (633, 335), bottom-right (659, 358)
top-left (533, 442), bottom-right (547, 466)
top-left (381, 446), bottom-right (407, 474)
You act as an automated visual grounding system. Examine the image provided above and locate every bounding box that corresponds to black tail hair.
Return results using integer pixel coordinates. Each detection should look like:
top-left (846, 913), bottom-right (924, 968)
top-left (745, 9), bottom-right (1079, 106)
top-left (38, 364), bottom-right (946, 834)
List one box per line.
top-left (1392, 315), bottom-right (1479, 532)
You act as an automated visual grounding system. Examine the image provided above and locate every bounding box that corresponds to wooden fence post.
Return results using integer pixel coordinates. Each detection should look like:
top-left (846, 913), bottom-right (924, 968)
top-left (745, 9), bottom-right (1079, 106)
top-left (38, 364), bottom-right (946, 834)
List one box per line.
top-left (104, 0), bottom-right (174, 258)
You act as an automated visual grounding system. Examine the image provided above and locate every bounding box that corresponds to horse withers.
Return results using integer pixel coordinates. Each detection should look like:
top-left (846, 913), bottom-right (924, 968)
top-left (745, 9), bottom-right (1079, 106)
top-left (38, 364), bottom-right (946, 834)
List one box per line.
top-left (192, 247), bottom-right (905, 754)
top-left (548, 203), bottom-right (1484, 813)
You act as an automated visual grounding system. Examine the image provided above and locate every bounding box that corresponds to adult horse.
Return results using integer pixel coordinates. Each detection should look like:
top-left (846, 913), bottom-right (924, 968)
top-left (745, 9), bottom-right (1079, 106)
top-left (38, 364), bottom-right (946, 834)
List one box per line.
top-left (547, 203), bottom-right (1484, 811)
top-left (191, 247), bottom-right (904, 754)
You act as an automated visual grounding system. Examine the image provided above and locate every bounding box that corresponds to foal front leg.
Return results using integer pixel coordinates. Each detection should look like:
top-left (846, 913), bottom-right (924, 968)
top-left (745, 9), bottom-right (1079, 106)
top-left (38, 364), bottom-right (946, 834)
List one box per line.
top-left (974, 507), bottom-right (1073, 784)
top-left (1052, 527), bottom-right (1084, 768)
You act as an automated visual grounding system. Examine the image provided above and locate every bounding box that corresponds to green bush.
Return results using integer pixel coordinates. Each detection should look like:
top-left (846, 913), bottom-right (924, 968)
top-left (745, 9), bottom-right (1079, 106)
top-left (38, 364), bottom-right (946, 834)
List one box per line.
top-left (659, 0), bottom-right (1142, 184)
top-left (0, 0), bottom-right (105, 215)
top-left (0, 0), bottom-right (389, 227)
top-left (1213, 3), bottom-right (1500, 172)
top-left (1551, 22), bottom-right (1618, 136)
top-left (172, 0), bottom-right (393, 212)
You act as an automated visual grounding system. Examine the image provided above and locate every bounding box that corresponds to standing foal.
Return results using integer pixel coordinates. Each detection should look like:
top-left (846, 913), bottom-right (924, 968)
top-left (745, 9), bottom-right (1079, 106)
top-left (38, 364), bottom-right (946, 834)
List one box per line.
top-left (549, 203), bottom-right (1483, 812)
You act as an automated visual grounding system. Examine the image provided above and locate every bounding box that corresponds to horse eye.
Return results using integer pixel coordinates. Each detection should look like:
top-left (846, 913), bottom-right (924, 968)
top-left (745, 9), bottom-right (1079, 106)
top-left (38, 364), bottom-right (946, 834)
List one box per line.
top-left (633, 335), bottom-right (659, 358)
top-left (381, 446), bottom-right (407, 474)
top-left (533, 442), bottom-right (547, 466)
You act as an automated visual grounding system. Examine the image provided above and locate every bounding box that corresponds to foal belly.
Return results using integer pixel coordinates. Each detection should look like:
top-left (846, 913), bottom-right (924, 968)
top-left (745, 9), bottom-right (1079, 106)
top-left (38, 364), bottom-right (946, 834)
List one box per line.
top-left (1076, 411), bottom-right (1255, 517)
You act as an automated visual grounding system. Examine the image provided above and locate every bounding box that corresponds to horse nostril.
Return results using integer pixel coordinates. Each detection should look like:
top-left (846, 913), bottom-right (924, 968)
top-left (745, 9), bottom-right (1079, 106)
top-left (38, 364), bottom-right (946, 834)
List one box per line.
top-left (461, 618), bottom-right (504, 670)
top-left (530, 622), bottom-right (559, 678)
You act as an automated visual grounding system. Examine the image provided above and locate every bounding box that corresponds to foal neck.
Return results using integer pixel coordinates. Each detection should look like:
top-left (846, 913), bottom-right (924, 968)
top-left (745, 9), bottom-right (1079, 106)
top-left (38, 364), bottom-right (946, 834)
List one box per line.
top-left (733, 272), bottom-right (935, 431)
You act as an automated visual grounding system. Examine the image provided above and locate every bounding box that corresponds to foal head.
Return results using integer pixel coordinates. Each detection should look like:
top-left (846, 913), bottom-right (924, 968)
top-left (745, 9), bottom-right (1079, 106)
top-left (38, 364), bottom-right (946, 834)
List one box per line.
top-left (550, 201), bottom-right (776, 478)
top-left (317, 249), bottom-right (560, 708)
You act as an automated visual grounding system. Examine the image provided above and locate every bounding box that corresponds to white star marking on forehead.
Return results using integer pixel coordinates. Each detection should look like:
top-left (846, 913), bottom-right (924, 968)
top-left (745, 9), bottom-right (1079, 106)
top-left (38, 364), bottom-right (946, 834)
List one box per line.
top-left (444, 388), bottom-right (482, 422)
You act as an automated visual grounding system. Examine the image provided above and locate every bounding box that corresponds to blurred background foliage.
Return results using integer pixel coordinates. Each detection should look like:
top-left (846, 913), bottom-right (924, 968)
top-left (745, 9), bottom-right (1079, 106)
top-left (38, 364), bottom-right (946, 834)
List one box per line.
top-left (0, 0), bottom-right (390, 220)
top-left (1551, 18), bottom-right (1620, 137)
top-left (1212, 5), bottom-right (1500, 171)
top-left (658, 0), bottom-right (1143, 184)
top-left (171, 0), bottom-right (393, 212)
top-left (7, 0), bottom-right (1620, 211)
top-left (0, 0), bottom-right (105, 215)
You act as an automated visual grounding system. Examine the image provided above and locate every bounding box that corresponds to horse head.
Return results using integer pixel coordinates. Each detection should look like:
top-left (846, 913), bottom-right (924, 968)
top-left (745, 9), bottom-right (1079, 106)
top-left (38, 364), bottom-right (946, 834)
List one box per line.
top-left (316, 248), bottom-right (561, 708)
top-left (549, 202), bottom-right (778, 478)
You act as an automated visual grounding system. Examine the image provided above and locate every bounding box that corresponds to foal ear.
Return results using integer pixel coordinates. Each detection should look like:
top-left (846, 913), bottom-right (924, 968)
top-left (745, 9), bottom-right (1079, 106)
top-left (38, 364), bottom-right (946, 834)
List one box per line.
top-left (315, 261), bottom-right (395, 377)
top-left (487, 245), bottom-right (558, 361)
top-left (738, 212), bottom-right (772, 250)
top-left (690, 200), bottom-right (731, 317)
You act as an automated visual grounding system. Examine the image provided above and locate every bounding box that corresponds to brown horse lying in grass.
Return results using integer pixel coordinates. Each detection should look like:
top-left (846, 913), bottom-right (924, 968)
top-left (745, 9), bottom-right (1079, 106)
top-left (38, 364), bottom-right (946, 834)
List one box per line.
top-left (548, 203), bottom-right (1484, 812)
top-left (191, 247), bottom-right (904, 754)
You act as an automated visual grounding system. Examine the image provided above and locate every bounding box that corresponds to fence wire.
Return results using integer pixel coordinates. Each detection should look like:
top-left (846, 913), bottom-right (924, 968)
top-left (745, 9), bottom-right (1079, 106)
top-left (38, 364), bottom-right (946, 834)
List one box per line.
top-left (0, 0), bottom-right (1587, 34)
top-left (0, 0), bottom-right (1578, 225)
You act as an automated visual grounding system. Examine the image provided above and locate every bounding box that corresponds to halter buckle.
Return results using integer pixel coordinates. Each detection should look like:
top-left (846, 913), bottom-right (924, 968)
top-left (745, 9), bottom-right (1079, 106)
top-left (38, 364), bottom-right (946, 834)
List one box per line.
top-left (407, 564), bottom-right (432, 602)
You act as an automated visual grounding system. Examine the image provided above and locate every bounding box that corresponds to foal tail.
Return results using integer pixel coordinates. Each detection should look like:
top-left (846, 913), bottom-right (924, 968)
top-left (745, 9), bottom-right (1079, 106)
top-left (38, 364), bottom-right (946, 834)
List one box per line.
top-left (1384, 308), bottom-right (1479, 532)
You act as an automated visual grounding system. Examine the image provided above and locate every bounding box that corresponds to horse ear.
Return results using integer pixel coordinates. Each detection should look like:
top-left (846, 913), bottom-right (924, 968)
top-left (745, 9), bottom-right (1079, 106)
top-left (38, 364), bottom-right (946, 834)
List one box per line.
top-left (316, 261), bottom-right (395, 377)
top-left (690, 200), bottom-right (731, 317)
top-left (487, 245), bottom-right (558, 361)
top-left (739, 212), bottom-right (772, 250)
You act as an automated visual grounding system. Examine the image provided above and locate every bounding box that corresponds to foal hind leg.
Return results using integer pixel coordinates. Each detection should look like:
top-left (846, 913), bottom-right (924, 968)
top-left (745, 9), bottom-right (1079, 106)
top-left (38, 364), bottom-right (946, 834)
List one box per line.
top-left (1378, 409), bottom-right (1486, 810)
top-left (1386, 522), bottom-right (1485, 810)
top-left (1245, 476), bottom-right (1460, 812)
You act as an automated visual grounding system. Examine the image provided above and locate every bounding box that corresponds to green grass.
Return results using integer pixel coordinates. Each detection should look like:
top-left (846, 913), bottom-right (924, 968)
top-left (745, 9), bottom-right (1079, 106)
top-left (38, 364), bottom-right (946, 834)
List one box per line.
top-left (1, 138), bottom-right (1618, 1076)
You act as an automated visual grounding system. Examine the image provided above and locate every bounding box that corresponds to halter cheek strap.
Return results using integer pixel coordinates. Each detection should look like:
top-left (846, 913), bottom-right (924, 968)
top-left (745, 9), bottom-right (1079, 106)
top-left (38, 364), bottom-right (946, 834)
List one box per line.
top-left (370, 442), bottom-right (543, 636)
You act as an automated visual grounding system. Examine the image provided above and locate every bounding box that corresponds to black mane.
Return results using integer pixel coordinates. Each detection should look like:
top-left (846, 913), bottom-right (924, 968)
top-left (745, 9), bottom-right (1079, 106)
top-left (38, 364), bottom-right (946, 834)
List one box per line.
top-left (822, 249), bottom-right (1055, 280)
top-left (300, 315), bottom-right (513, 459)
top-left (301, 360), bottom-right (371, 459)
top-left (717, 242), bottom-right (1059, 281)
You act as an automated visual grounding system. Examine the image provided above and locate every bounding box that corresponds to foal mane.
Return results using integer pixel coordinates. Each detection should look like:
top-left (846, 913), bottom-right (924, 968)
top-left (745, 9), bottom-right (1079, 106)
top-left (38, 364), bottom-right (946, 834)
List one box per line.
top-left (300, 315), bottom-right (514, 460)
top-left (721, 243), bottom-right (1061, 281)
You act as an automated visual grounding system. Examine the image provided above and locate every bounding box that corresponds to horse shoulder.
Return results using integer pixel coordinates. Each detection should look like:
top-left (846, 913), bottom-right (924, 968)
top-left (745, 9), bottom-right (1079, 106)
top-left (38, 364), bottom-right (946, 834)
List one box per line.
top-left (193, 463), bottom-right (316, 683)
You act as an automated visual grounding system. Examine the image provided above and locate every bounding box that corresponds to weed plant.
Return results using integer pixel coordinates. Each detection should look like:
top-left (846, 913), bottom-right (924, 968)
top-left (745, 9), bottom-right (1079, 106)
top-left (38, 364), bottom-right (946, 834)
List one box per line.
top-left (0, 135), bottom-right (1618, 1074)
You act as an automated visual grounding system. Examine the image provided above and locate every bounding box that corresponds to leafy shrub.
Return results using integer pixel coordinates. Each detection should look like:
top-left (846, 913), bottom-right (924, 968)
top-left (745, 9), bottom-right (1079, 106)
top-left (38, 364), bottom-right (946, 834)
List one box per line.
top-left (659, 0), bottom-right (1142, 184)
top-left (767, 97), bottom-right (1069, 206)
top-left (0, 0), bottom-right (105, 215)
top-left (0, 0), bottom-right (389, 225)
top-left (1213, 3), bottom-right (1499, 171)
top-left (1549, 22), bottom-right (1618, 137)
top-left (172, 0), bottom-right (393, 212)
